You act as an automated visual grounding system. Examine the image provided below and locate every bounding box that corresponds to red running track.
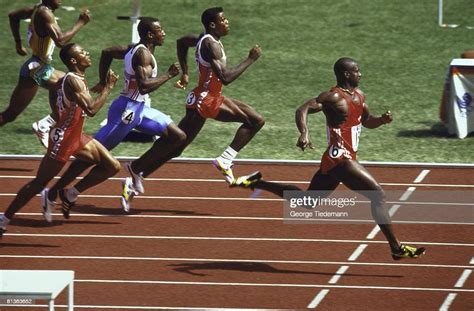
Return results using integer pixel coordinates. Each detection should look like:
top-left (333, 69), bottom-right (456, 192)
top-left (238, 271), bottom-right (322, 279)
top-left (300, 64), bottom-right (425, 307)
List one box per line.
top-left (0, 158), bottom-right (473, 310)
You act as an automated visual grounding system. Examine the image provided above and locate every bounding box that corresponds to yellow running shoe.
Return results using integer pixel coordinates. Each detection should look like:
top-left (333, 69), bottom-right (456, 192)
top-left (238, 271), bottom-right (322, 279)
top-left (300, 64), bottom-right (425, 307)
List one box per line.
top-left (392, 244), bottom-right (426, 260)
top-left (121, 177), bottom-right (137, 213)
top-left (231, 171), bottom-right (262, 189)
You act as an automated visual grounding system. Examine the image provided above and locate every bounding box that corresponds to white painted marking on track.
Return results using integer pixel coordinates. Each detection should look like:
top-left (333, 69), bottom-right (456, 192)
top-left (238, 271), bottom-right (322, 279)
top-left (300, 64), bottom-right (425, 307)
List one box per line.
top-left (454, 269), bottom-right (472, 288)
top-left (1, 255), bottom-right (472, 269)
top-left (328, 266), bottom-right (349, 284)
top-left (366, 204), bottom-right (401, 239)
top-left (414, 169), bottom-right (430, 183)
top-left (348, 244), bottom-right (368, 261)
top-left (399, 187), bottom-right (416, 201)
top-left (307, 289), bottom-right (330, 308)
top-left (471, 257), bottom-right (474, 265)
top-left (439, 293), bottom-right (457, 311)
top-left (388, 204), bottom-right (401, 217)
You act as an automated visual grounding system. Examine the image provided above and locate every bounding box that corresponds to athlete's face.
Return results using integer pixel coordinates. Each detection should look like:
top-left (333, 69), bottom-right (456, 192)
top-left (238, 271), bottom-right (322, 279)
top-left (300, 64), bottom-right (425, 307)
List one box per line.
top-left (213, 12), bottom-right (230, 36)
top-left (71, 45), bottom-right (92, 68)
top-left (150, 22), bottom-right (165, 46)
top-left (345, 63), bottom-right (362, 87)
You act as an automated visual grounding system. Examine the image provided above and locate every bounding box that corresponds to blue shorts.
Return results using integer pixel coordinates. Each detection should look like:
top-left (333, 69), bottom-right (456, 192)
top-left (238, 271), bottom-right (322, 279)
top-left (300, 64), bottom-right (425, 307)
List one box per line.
top-left (19, 56), bottom-right (55, 87)
top-left (95, 96), bottom-right (173, 150)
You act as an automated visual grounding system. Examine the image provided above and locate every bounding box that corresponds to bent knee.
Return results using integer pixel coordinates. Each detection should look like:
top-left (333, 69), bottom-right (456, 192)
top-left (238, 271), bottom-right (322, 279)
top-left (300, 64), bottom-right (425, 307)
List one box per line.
top-left (250, 114), bottom-right (265, 130)
top-left (109, 159), bottom-right (121, 175)
top-left (370, 189), bottom-right (385, 204)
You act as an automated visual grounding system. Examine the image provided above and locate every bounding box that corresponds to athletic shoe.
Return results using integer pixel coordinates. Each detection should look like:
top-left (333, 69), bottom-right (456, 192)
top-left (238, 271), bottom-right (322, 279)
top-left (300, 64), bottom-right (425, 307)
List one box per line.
top-left (126, 162), bottom-right (144, 194)
top-left (59, 189), bottom-right (75, 219)
top-left (0, 214), bottom-right (8, 239)
top-left (121, 177), bottom-right (137, 213)
top-left (32, 121), bottom-right (50, 149)
top-left (391, 244), bottom-right (426, 260)
top-left (41, 188), bottom-right (54, 223)
top-left (212, 158), bottom-right (235, 184)
top-left (231, 171), bottom-right (262, 189)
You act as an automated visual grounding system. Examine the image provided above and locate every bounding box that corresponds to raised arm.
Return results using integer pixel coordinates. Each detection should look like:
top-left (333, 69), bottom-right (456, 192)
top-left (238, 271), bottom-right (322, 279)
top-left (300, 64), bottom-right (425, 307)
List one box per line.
top-left (8, 6), bottom-right (35, 56)
top-left (133, 48), bottom-right (180, 95)
top-left (175, 33), bottom-right (200, 89)
top-left (202, 38), bottom-right (261, 85)
top-left (295, 98), bottom-right (322, 151)
top-left (91, 45), bottom-right (131, 93)
top-left (361, 103), bottom-right (393, 128)
top-left (65, 70), bottom-right (118, 117)
top-left (41, 9), bottom-right (90, 48)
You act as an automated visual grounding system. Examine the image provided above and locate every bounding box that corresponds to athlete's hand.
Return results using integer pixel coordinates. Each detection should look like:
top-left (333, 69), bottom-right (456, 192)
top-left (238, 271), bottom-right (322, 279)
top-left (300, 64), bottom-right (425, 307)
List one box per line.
top-left (167, 63), bottom-right (180, 79)
top-left (106, 69), bottom-right (119, 88)
top-left (90, 82), bottom-right (105, 93)
top-left (175, 73), bottom-right (189, 90)
top-left (15, 43), bottom-right (27, 56)
top-left (248, 44), bottom-right (262, 61)
top-left (381, 110), bottom-right (393, 125)
top-left (296, 132), bottom-right (314, 151)
top-left (78, 9), bottom-right (91, 25)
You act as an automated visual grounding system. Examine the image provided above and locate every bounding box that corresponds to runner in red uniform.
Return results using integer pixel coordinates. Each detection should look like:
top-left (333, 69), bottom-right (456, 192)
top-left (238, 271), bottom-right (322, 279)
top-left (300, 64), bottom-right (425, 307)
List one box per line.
top-left (0, 43), bottom-right (119, 237)
top-left (234, 58), bottom-right (426, 260)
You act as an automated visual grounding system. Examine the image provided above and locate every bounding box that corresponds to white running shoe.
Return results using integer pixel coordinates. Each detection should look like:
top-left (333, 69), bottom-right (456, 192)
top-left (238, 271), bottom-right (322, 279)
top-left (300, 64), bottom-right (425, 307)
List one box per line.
top-left (41, 188), bottom-right (54, 223)
top-left (121, 177), bottom-right (137, 213)
top-left (0, 214), bottom-right (9, 238)
top-left (32, 121), bottom-right (50, 149)
top-left (126, 162), bottom-right (144, 194)
top-left (212, 158), bottom-right (235, 184)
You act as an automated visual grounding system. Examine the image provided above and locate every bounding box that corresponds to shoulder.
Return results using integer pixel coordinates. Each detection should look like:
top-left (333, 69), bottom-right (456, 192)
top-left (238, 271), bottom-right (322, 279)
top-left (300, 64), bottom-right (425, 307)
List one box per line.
top-left (317, 90), bottom-right (344, 104)
top-left (64, 74), bottom-right (86, 92)
top-left (133, 46), bottom-right (152, 64)
top-left (36, 6), bottom-right (55, 21)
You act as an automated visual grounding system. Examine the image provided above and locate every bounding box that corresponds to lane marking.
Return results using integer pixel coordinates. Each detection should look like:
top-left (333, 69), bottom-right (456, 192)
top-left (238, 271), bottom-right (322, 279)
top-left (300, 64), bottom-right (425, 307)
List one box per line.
top-left (328, 266), bottom-right (349, 284)
top-left (307, 289), bottom-right (330, 308)
top-left (471, 257), bottom-right (474, 265)
top-left (413, 170), bottom-right (430, 183)
top-left (348, 244), bottom-right (368, 261)
top-left (1, 255), bottom-right (471, 269)
top-left (5, 233), bottom-right (474, 247)
top-left (399, 187), bottom-right (416, 201)
top-left (454, 269), bottom-right (472, 288)
top-left (439, 293), bottom-right (457, 311)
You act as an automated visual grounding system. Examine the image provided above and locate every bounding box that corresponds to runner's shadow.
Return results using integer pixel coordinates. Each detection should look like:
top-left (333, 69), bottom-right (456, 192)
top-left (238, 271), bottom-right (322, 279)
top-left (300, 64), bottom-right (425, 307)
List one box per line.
top-left (0, 242), bottom-right (60, 248)
top-left (169, 262), bottom-right (403, 278)
top-left (0, 167), bottom-right (34, 172)
top-left (71, 204), bottom-right (213, 216)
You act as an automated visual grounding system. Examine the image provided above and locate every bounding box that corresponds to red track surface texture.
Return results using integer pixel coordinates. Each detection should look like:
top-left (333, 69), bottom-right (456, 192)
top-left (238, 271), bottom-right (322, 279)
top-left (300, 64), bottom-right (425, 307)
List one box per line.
top-left (0, 158), bottom-right (473, 310)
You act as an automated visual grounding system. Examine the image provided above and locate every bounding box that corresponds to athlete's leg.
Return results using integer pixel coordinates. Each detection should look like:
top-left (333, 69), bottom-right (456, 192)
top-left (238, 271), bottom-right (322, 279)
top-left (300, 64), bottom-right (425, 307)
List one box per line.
top-left (0, 77), bottom-right (39, 126)
top-left (329, 159), bottom-right (400, 252)
top-left (131, 109), bottom-right (205, 177)
top-left (3, 156), bottom-right (65, 220)
top-left (71, 139), bottom-right (121, 193)
top-left (47, 159), bottom-right (94, 202)
top-left (215, 97), bottom-right (265, 152)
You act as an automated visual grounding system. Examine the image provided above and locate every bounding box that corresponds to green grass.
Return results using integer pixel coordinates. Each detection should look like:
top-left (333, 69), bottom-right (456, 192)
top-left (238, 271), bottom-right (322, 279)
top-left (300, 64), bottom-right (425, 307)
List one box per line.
top-left (0, 0), bottom-right (473, 163)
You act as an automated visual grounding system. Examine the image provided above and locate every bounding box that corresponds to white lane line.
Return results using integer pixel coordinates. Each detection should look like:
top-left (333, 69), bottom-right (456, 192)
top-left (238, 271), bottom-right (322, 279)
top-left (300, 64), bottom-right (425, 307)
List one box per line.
top-left (413, 169), bottom-right (430, 183)
top-left (307, 289), bottom-right (330, 308)
top-left (1, 255), bottom-right (472, 269)
top-left (454, 269), bottom-right (472, 288)
top-left (348, 244), bottom-right (368, 261)
top-left (328, 266), bottom-right (349, 284)
top-left (439, 293), bottom-right (457, 311)
top-left (471, 257), bottom-right (474, 265)
top-left (399, 187), bottom-right (416, 201)
top-left (5, 233), bottom-right (474, 247)
top-left (388, 204), bottom-right (401, 217)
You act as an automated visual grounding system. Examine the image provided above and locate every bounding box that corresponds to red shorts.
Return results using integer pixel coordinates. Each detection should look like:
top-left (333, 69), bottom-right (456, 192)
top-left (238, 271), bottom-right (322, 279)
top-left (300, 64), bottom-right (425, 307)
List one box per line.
top-left (47, 132), bottom-right (92, 163)
top-left (185, 89), bottom-right (225, 119)
top-left (320, 146), bottom-right (356, 174)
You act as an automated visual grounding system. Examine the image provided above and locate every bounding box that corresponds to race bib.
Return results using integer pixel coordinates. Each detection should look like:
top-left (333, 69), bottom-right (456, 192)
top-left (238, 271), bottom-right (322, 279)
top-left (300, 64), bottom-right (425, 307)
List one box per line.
top-left (328, 145), bottom-right (344, 159)
top-left (121, 110), bottom-right (135, 124)
top-left (50, 128), bottom-right (64, 143)
top-left (186, 92), bottom-right (196, 106)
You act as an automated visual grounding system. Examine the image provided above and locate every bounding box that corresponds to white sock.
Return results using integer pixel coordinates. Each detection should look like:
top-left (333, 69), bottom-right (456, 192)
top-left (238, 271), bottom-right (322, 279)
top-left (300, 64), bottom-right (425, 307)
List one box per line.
top-left (37, 115), bottom-right (56, 132)
top-left (67, 187), bottom-right (80, 202)
top-left (217, 146), bottom-right (238, 166)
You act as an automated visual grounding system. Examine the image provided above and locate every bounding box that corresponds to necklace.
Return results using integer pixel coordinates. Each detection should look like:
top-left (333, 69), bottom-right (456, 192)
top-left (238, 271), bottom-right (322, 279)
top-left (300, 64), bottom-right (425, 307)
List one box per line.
top-left (337, 86), bottom-right (354, 95)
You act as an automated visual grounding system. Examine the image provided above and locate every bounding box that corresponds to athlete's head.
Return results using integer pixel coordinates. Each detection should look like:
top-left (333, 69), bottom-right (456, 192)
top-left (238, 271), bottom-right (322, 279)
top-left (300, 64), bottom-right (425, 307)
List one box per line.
top-left (43, 0), bottom-right (61, 11)
top-left (60, 43), bottom-right (91, 71)
top-left (334, 57), bottom-right (361, 87)
top-left (138, 17), bottom-right (165, 46)
top-left (201, 7), bottom-right (229, 36)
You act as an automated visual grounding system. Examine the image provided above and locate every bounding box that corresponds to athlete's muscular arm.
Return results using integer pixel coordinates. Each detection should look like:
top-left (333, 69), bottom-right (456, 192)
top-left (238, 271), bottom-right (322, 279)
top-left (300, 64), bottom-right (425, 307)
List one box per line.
top-left (65, 70), bottom-right (118, 117)
top-left (91, 45), bottom-right (131, 93)
top-left (40, 8), bottom-right (90, 48)
top-left (295, 98), bottom-right (322, 151)
top-left (176, 34), bottom-right (200, 89)
top-left (8, 6), bottom-right (35, 56)
top-left (361, 103), bottom-right (393, 129)
top-left (133, 48), bottom-right (180, 95)
top-left (203, 39), bottom-right (261, 85)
